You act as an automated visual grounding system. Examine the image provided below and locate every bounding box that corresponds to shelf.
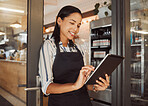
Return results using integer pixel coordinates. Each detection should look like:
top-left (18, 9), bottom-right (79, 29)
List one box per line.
top-left (131, 59), bottom-right (141, 62)
top-left (91, 36), bottom-right (111, 40)
top-left (130, 94), bottom-right (141, 98)
top-left (91, 57), bottom-right (103, 60)
top-left (131, 44), bottom-right (141, 47)
top-left (131, 78), bottom-right (141, 81)
top-left (91, 46), bottom-right (111, 50)
top-left (91, 23), bottom-right (112, 30)
top-left (131, 95), bottom-right (148, 102)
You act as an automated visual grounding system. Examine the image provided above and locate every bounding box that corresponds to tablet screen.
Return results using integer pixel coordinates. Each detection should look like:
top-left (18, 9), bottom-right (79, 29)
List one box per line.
top-left (85, 54), bottom-right (124, 84)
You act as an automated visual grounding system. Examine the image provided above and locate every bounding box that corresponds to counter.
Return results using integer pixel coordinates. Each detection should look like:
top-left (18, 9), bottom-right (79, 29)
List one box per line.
top-left (0, 59), bottom-right (26, 102)
top-left (0, 59), bottom-right (26, 63)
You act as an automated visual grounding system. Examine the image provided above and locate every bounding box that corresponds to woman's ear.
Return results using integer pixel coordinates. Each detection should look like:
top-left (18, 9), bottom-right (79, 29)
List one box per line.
top-left (57, 17), bottom-right (62, 26)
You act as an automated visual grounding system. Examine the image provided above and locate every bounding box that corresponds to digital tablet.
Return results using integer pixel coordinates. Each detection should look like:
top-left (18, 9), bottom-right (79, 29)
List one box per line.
top-left (85, 54), bottom-right (124, 84)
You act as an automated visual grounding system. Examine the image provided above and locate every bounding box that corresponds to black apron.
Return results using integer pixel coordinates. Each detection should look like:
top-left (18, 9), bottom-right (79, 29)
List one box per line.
top-left (48, 44), bottom-right (92, 106)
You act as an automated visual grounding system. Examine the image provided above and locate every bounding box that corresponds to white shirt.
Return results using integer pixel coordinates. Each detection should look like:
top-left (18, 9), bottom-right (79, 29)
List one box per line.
top-left (38, 38), bottom-right (86, 95)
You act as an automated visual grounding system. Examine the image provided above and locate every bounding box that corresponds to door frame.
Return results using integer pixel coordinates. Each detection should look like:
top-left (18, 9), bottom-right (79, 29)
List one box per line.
top-left (27, 0), bottom-right (44, 105)
top-left (26, 0), bottom-right (131, 105)
top-left (111, 0), bottom-right (131, 106)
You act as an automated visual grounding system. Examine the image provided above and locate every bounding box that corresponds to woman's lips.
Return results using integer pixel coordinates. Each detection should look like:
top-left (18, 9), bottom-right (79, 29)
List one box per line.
top-left (69, 31), bottom-right (75, 36)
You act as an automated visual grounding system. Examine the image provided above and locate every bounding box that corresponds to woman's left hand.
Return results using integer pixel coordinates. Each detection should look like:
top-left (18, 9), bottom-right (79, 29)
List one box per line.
top-left (94, 74), bottom-right (110, 91)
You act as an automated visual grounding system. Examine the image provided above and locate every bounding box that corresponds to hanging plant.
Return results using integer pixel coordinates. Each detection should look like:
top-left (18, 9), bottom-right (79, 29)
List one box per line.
top-left (93, 1), bottom-right (112, 18)
top-left (93, 3), bottom-right (100, 15)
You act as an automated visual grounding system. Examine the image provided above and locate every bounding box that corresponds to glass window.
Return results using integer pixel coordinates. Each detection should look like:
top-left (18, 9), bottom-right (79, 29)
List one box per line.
top-left (130, 0), bottom-right (148, 105)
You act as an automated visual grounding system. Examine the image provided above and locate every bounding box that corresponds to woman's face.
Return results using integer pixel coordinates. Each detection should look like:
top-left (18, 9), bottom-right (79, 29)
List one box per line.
top-left (57, 12), bottom-right (82, 41)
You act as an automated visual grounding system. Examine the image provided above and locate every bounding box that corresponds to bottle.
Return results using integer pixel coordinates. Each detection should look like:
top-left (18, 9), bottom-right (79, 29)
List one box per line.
top-left (130, 33), bottom-right (133, 44)
top-left (135, 34), bottom-right (139, 44)
top-left (136, 50), bottom-right (141, 59)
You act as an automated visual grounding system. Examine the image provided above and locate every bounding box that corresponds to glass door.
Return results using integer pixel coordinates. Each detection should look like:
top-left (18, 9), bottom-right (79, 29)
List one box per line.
top-left (89, 17), bottom-right (112, 106)
top-left (0, 0), bottom-right (44, 106)
top-left (0, 0), bottom-right (27, 106)
top-left (43, 0), bottom-right (112, 106)
top-left (130, 0), bottom-right (148, 105)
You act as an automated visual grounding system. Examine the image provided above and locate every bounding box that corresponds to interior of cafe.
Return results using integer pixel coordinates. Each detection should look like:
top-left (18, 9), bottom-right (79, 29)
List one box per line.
top-left (0, 0), bottom-right (148, 106)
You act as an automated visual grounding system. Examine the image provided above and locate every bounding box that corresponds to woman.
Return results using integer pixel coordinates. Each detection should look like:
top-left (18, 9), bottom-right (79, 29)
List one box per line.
top-left (39, 5), bottom-right (110, 106)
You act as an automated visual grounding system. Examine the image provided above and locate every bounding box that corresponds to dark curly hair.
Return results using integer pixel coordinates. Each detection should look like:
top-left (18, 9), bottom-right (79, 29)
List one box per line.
top-left (51, 5), bottom-right (82, 47)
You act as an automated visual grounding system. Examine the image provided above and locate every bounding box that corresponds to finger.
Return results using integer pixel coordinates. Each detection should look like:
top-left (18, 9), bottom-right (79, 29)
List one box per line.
top-left (82, 65), bottom-right (95, 71)
top-left (105, 74), bottom-right (110, 84)
top-left (85, 65), bottom-right (95, 69)
top-left (99, 77), bottom-right (108, 86)
top-left (80, 69), bottom-right (91, 77)
top-left (85, 70), bottom-right (91, 78)
top-left (94, 84), bottom-right (106, 91)
top-left (96, 80), bottom-right (105, 87)
top-left (82, 67), bottom-right (94, 71)
top-left (80, 69), bottom-right (87, 75)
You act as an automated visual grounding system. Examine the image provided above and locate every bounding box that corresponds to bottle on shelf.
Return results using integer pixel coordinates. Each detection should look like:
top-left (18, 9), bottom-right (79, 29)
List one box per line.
top-left (134, 33), bottom-right (142, 44)
top-left (92, 39), bottom-right (110, 47)
top-left (135, 50), bottom-right (141, 60)
top-left (93, 51), bottom-right (106, 58)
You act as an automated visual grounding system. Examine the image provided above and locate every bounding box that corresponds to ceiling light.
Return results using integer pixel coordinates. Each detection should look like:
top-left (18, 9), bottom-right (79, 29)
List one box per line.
top-left (19, 33), bottom-right (27, 36)
top-left (0, 0), bottom-right (8, 1)
top-left (130, 18), bottom-right (140, 22)
top-left (10, 21), bottom-right (22, 28)
top-left (0, 7), bottom-right (24, 13)
top-left (45, 28), bottom-right (50, 33)
top-left (0, 30), bottom-right (5, 35)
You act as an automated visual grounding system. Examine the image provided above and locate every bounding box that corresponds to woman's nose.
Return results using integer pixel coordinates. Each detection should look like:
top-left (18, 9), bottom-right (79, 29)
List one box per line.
top-left (73, 25), bottom-right (78, 32)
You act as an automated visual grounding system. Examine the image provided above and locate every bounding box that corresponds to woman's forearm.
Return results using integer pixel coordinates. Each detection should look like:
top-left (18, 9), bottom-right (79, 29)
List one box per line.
top-left (46, 83), bottom-right (78, 94)
top-left (46, 66), bottom-right (95, 94)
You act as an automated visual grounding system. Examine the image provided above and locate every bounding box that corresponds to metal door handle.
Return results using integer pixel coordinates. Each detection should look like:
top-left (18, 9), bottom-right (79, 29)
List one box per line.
top-left (18, 84), bottom-right (26, 87)
top-left (25, 76), bottom-right (41, 106)
top-left (24, 87), bottom-right (40, 91)
top-left (24, 75), bottom-right (40, 91)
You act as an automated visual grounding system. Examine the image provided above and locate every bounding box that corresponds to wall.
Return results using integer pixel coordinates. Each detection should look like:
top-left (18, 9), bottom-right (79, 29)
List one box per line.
top-left (44, 0), bottom-right (110, 25)
top-left (76, 15), bottom-right (98, 65)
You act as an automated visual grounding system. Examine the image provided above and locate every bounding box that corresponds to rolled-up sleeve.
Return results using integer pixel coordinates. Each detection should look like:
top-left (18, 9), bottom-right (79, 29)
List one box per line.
top-left (38, 40), bottom-right (54, 95)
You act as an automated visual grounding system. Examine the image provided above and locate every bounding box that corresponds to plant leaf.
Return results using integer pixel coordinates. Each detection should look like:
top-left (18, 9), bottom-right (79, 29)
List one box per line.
top-left (108, 5), bottom-right (111, 10)
top-left (95, 3), bottom-right (100, 8)
top-left (104, 1), bottom-right (107, 5)
top-left (105, 11), bottom-right (108, 16)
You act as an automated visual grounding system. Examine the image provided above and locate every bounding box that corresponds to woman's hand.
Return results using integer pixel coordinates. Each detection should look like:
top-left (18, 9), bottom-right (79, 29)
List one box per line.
top-left (73, 65), bottom-right (95, 90)
top-left (94, 74), bottom-right (110, 91)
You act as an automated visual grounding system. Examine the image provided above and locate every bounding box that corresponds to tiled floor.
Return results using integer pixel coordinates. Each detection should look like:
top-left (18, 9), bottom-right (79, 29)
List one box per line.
top-left (0, 95), bottom-right (13, 106)
top-left (0, 87), bottom-right (26, 106)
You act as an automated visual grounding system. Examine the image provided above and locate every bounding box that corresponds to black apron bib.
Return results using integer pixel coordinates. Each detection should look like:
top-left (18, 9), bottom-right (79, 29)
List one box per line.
top-left (48, 44), bottom-right (92, 106)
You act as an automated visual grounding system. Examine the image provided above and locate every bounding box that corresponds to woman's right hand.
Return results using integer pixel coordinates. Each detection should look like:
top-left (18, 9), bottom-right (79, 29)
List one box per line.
top-left (73, 65), bottom-right (95, 90)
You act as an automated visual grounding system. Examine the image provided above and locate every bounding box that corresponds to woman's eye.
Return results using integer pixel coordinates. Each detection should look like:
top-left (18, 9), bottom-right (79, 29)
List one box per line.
top-left (70, 22), bottom-right (74, 25)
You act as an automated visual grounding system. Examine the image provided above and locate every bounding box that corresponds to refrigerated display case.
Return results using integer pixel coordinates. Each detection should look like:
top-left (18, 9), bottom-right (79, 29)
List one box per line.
top-left (130, 32), bottom-right (148, 105)
top-left (88, 16), bottom-right (112, 106)
top-left (89, 17), bottom-right (112, 67)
